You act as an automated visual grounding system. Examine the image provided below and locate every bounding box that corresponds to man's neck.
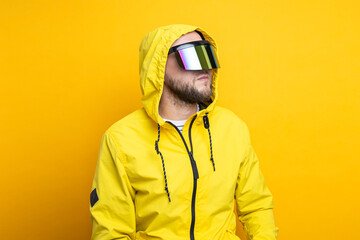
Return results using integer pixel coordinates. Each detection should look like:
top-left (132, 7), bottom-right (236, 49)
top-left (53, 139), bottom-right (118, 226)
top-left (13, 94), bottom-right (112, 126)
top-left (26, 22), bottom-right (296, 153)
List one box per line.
top-left (159, 88), bottom-right (198, 121)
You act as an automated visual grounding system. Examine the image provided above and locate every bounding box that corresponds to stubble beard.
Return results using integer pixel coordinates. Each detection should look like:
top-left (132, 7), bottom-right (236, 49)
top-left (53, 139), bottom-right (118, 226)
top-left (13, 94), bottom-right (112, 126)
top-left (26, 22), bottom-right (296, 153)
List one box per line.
top-left (164, 73), bottom-right (213, 105)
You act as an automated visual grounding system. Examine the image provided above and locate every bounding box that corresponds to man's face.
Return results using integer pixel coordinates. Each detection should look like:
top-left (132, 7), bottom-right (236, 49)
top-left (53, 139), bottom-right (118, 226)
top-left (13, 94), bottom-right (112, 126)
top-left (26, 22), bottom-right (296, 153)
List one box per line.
top-left (164, 31), bottom-right (213, 104)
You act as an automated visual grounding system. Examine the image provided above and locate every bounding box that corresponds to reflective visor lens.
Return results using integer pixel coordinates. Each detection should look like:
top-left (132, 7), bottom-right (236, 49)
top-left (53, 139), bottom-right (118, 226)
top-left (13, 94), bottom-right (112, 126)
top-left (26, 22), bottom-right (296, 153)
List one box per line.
top-left (170, 41), bottom-right (220, 70)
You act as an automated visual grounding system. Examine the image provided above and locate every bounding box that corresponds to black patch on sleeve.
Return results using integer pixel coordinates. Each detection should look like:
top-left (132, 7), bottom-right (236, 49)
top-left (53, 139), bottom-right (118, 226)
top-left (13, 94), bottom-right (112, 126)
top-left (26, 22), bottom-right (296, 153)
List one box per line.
top-left (90, 188), bottom-right (99, 207)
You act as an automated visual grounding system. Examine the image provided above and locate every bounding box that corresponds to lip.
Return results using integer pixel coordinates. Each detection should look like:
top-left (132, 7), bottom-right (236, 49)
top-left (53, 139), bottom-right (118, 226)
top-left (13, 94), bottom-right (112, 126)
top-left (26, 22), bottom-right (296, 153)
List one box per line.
top-left (197, 75), bottom-right (210, 81)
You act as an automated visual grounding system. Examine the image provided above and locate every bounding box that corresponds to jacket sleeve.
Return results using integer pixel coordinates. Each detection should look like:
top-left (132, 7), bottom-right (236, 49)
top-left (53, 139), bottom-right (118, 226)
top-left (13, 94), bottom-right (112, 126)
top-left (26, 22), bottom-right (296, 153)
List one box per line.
top-left (90, 131), bottom-right (136, 240)
top-left (235, 125), bottom-right (279, 240)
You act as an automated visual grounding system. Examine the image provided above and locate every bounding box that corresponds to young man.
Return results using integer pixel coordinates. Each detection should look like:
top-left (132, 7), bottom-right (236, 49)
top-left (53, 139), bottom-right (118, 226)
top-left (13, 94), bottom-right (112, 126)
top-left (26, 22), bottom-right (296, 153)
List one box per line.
top-left (90, 24), bottom-right (278, 240)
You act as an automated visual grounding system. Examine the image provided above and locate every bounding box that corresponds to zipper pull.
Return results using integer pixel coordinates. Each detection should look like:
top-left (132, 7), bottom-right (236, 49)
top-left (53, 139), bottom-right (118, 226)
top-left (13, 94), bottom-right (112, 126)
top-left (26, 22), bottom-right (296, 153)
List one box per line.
top-left (189, 152), bottom-right (199, 180)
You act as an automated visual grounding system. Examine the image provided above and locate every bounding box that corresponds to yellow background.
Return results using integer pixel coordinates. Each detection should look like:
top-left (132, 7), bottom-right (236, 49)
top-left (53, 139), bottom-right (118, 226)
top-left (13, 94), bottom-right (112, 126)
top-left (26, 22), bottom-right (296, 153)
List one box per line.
top-left (1, 1), bottom-right (359, 239)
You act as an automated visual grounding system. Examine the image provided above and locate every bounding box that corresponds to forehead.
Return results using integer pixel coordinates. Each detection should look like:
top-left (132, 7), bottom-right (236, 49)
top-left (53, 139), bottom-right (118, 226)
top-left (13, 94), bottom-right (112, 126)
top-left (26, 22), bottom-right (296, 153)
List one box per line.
top-left (170, 31), bottom-right (202, 48)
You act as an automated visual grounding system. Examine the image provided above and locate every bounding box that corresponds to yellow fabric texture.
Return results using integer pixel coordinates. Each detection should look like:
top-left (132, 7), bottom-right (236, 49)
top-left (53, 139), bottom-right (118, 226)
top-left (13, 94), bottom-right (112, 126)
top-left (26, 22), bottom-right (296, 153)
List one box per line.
top-left (90, 24), bottom-right (278, 240)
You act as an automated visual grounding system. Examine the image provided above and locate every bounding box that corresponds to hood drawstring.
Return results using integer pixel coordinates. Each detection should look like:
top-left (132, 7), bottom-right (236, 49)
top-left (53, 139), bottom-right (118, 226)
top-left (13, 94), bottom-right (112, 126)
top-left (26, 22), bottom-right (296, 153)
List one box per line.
top-left (155, 113), bottom-right (214, 202)
top-left (203, 112), bottom-right (215, 171)
top-left (155, 124), bottom-right (171, 202)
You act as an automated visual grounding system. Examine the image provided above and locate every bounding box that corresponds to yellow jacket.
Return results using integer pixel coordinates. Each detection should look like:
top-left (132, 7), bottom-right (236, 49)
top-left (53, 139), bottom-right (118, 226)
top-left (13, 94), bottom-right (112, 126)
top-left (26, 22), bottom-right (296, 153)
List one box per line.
top-left (90, 24), bottom-right (278, 240)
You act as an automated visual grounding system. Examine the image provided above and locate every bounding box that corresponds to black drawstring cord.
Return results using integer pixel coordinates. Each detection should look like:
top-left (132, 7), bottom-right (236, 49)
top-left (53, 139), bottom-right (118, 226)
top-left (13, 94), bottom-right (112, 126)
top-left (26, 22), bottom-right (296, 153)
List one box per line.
top-left (203, 113), bottom-right (215, 171)
top-left (155, 113), bottom-right (213, 202)
top-left (155, 124), bottom-right (171, 202)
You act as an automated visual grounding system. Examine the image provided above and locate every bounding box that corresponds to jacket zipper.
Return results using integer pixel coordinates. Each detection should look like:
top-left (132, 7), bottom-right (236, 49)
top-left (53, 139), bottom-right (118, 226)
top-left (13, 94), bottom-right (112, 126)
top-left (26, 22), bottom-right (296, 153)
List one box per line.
top-left (166, 116), bottom-right (198, 240)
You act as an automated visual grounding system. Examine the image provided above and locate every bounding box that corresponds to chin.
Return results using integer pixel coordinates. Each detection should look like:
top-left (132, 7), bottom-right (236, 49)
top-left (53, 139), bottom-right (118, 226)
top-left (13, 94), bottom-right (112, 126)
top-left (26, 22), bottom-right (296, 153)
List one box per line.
top-left (198, 89), bottom-right (212, 98)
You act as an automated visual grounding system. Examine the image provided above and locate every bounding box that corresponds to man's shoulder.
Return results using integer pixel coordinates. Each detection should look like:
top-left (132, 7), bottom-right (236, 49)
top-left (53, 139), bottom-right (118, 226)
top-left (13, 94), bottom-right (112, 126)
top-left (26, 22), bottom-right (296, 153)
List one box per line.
top-left (212, 106), bottom-right (247, 126)
top-left (210, 106), bottom-right (251, 142)
top-left (105, 108), bottom-right (154, 137)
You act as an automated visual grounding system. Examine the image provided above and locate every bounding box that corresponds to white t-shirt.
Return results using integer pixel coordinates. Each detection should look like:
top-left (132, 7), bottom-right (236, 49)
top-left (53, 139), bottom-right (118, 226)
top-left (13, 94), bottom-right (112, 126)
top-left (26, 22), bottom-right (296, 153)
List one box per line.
top-left (163, 105), bottom-right (200, 133)
top-left (163, 119), bottom-right (187, 133)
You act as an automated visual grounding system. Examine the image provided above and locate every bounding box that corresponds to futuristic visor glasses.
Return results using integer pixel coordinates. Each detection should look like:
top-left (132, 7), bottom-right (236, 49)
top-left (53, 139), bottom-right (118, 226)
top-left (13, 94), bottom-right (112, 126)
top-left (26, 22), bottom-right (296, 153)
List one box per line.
top-left (168, 40), bottom-right (220, 70)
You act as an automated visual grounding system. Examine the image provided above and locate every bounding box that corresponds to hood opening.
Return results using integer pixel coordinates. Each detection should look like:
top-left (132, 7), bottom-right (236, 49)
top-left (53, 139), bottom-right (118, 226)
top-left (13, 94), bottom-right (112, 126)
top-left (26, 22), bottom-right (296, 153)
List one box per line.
top-left (139, 24), bottom-right (220, 126)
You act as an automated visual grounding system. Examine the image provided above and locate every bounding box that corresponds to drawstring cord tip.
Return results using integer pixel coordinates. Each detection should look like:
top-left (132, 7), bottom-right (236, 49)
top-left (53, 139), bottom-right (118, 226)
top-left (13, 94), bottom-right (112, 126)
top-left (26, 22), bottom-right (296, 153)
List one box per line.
top-left (211, 157), bottom-right (215, 171)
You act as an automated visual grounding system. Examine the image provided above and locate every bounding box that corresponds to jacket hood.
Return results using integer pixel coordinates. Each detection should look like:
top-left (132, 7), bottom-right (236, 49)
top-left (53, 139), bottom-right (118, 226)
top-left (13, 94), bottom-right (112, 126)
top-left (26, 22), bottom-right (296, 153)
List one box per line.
top-left (139, 24), bottom-right (219, 125)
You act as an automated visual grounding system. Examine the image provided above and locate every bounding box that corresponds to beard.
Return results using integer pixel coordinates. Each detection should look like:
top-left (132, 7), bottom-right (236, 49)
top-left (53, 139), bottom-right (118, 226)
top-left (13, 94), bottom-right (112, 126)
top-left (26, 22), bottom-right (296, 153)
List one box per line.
top-left (164, 72), bottom-right (213, 104)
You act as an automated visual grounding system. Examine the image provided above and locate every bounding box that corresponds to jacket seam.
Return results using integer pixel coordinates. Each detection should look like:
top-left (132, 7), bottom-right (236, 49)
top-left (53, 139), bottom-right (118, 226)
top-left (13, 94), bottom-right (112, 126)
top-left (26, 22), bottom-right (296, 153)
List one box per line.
top-left (105, 130), bottom-right (131, 176)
